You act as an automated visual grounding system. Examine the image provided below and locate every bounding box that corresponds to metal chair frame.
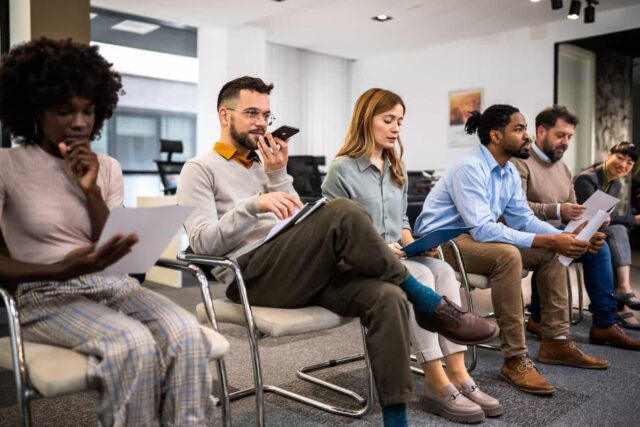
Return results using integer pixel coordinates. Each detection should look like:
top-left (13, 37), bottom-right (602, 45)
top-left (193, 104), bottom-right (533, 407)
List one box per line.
top-left (178, 251), bottom-right (375, 426)
top-left (566, 262), bottom-right (585, 325)
top-left (1, 259), bottom-right (231, 427)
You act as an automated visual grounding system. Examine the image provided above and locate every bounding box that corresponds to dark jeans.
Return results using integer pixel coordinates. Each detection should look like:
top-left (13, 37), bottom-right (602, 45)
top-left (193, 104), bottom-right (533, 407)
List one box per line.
top-left (530, 242), bottom-right (618, 327)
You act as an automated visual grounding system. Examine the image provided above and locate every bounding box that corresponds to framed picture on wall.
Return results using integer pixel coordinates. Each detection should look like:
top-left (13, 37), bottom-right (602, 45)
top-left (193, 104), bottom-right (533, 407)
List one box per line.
top-left (448, 88), bottom-right (483, 147)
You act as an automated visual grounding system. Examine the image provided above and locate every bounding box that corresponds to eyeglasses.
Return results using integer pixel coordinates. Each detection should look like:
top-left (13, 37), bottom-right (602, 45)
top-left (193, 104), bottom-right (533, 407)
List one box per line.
top-left (227, 108), bottom-right (276, 126)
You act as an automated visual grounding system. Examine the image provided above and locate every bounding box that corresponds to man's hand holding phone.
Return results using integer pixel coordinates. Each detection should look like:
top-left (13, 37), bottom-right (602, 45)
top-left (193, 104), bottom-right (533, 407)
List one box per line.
top-left (258, 125), bottom-right (299, 173)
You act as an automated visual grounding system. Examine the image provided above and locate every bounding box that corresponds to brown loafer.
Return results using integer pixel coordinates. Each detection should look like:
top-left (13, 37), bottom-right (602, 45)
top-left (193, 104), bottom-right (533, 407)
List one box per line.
top-left (538, 338), bottom-right (608, 369)
top-left (590, 324), bottom-right (640, 350)
top-left (415, 296), bottom-right (500, 345)
top-left (526, 317), bottom-right (541, 338)
top-left (500, 354), bottom-right (556, 395)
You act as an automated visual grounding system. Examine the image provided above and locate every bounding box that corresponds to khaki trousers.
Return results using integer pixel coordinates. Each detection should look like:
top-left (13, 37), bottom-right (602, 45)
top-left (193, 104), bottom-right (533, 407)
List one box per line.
top-left (443, 234), bottom-right (568, 358)
top-left (227, 199), bottom-right (415, 406)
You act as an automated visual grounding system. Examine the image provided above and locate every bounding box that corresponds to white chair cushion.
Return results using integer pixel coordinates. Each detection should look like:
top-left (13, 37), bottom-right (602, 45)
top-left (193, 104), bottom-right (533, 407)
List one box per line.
top-left (197, 298), bottom-right (354, 338)
top-left (0, 327), bottom-right (229, 398)
top-left (202, 326), bottom-right (230, 359)
top-left (456, 269), bottom-right (530, 290)
top-left (0, 337), bottom-right (88, 397)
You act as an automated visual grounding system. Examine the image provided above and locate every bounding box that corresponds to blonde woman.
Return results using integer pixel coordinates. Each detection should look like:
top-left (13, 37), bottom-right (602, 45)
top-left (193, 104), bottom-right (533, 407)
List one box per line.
top-left (322, 88), bottom-right (502, 423)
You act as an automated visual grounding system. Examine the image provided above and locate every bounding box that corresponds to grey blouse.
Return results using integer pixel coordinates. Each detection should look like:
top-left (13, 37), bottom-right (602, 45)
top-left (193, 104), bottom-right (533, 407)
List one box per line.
top-left (321, 155), bottom-right (410, 244)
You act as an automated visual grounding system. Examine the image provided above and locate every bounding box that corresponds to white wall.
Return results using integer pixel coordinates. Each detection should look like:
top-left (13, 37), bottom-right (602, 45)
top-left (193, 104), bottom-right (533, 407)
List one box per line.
top-left (351, 5), bottom-right (640, 172)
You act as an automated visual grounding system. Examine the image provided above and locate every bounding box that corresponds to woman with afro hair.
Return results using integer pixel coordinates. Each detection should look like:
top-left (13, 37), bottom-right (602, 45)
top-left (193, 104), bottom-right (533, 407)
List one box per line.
top-left (0, 38), bottom-right (214, 426)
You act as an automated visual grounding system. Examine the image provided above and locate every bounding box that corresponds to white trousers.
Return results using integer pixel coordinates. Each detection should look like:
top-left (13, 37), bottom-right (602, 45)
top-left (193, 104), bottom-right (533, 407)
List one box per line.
top-left (403, 257), bottom-right (467, 363)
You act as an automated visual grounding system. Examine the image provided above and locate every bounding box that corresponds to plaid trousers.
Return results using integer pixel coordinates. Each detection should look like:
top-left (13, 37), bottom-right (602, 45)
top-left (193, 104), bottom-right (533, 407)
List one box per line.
top-left (16, 274), bottom-right (214, 427)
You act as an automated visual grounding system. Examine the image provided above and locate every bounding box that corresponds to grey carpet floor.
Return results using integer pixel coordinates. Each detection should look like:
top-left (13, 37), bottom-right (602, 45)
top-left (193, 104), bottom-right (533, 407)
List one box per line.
top-left (2, 273), bottom-right (640, 426)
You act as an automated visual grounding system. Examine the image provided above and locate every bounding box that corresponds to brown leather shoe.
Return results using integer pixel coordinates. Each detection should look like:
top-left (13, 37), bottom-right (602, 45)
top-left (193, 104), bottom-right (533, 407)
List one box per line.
top-left (538, 338), bottom-right (608, 369)
top-left (415, 296), bottom-right (500, 345)
top-left (590, 324), bottom-right (640, 350)
top-left (500, 355), bottom-right (556, 395)
top-left (526, 318), bottom-right (541, 338)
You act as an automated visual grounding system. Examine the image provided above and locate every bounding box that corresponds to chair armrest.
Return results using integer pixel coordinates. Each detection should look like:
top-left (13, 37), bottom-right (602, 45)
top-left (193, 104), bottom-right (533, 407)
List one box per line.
top-left (152, 258), bottom-right (225, 333)
top-left (176, 251), bottom-right (260, 341)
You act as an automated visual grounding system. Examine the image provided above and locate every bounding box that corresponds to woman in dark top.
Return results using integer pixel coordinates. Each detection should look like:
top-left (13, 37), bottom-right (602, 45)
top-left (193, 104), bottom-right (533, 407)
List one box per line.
top-left (574, 141), bottom-right (640, 329)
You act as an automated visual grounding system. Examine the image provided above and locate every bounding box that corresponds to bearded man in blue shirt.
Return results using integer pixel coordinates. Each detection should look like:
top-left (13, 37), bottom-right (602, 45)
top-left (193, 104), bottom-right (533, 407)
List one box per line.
top-left (416, 104), bottom-right (608, 395)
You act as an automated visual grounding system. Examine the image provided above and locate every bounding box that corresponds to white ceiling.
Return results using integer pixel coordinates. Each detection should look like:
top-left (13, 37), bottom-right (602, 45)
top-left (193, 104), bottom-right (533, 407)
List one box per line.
top-left (92, 0), bottom-right (640, 59)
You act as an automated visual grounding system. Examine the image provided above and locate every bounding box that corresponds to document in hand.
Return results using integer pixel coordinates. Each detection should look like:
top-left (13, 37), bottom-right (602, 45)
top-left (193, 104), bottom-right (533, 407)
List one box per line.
top-left (97, 205), bottom-right (193, 275)
top-left (262, 197), bottom-right (328, 244)
top-left (402, 227), bottom-right (473, 257)
top-left (559, 209), bottom-right (609, 267)
top-left (565, 190), bottom-right (619, 233)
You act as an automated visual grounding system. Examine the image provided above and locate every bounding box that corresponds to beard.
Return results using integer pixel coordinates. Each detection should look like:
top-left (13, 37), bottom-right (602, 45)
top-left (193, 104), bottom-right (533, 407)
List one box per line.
top-left (229, 118), bottom-right (262, 151)
top-left (506, 141), bottom-right (531, 159)
top-left (541, 137), bottom-right (566, 163)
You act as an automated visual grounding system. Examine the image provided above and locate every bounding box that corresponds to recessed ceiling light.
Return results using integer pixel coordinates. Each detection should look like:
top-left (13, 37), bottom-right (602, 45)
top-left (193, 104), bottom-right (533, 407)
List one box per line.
top-left (372, 14), bottom-right (393, 22)
top-left (530, 0), bottom-right (541, 2)
top-left (111, 20), bottom-right (160, 35)
top-left (90, 12), bottom-right (98, 19)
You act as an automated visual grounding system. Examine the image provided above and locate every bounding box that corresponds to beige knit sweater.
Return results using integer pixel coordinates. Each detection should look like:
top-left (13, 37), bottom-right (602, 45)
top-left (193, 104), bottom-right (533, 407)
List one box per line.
top-left (512, 148), bottom-right (576, 227)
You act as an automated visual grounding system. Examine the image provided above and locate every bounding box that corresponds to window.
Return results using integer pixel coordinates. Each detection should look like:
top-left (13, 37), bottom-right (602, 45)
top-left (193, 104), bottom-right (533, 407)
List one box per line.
top-left (95, 107), bottom-right (196, 173)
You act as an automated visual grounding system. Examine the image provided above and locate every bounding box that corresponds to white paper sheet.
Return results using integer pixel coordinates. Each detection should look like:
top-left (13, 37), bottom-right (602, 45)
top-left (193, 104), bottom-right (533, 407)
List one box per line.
top-left (97, 206), bottom-right (193, 274)
top-left (564, 190), bottom-right (619, 233)
top-left (559, 209), bottom-right (609, 267)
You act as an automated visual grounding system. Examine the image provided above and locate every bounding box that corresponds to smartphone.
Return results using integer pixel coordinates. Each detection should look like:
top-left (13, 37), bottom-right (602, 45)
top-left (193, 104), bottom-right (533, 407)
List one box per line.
top-left (271, 125), bottom-right (300, 141)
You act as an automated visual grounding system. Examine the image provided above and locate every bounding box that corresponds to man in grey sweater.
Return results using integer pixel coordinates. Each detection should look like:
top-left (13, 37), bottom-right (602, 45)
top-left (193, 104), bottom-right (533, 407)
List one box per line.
top-left (177, 76), bottom-right (498, 426)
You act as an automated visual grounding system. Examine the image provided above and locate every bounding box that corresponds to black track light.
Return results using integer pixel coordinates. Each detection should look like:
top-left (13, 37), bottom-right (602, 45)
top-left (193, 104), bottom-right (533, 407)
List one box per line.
top-left (584, 0), bottom-right (598, 23)
top-left (551, 0), bottom-right (563, 10)
top-left (568, 0), bottom-right (581, 19)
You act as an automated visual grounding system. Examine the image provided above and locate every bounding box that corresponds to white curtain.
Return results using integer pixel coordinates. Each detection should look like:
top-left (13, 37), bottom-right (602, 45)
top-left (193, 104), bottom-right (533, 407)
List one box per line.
top-left (266, 43), bottom-right (353, 164)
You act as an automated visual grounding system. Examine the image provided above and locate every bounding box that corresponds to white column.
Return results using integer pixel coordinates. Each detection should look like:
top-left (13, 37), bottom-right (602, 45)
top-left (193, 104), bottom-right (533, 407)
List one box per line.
top-left (195, 25), bottom-right (268, 155)
top-left (9, 0), bottom-right (31, 46)
top-left (196, 26), bottom-right (228, 154)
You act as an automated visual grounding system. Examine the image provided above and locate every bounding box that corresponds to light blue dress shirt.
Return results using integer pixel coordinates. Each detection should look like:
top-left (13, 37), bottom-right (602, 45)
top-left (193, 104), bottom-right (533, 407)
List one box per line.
top-left (415, 145), bottom-right (560, 248)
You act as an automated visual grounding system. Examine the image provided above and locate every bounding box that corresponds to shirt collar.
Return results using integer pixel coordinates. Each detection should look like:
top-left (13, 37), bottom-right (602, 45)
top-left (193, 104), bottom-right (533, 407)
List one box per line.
top-left (355, 155), bottom-right (391, 172)
top-left (531, 141), bottom-right (552, 163)
top-left (213, 141), bottom-right (260, 168)
top-left (478, 144), bottom-right (512, 177)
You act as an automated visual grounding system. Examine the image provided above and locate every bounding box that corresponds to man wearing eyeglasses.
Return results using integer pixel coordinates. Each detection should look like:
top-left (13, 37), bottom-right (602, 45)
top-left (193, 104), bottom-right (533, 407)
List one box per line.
top-left (177, 76), bottom-right (499, 427)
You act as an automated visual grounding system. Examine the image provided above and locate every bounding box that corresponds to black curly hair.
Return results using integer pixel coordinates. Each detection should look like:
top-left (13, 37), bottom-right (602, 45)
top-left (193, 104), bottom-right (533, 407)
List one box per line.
top-left (0, 37), bottom-right (122, 144)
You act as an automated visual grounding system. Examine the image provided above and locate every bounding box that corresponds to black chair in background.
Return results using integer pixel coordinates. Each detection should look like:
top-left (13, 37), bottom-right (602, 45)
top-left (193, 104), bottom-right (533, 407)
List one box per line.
top-left (155, 139), bottom-right (185, 195)
top-left (287, 156), bottom-right (325, 202)
top-left (406, 170), bottom-right (438, 228)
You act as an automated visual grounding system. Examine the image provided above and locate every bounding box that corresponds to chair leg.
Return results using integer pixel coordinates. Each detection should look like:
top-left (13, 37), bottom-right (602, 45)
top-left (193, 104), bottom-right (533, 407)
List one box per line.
top-left (294, 325), bottom-right (374, 416)
top-left (568, 263), bottom-right (585, 325)
top-left (228, 324), bottom-right (374, 419)
top-left (190, 266), bottom-right (232, 427)
top-left (1, 288), bottom-right (34, 427)
top-left (444, 241), bottom-right (480, 372)
top-left (576, 263), bottom-right (584, 324)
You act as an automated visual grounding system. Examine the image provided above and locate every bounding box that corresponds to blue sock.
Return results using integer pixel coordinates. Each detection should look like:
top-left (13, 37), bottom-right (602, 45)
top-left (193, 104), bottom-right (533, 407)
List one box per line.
top-left (400, 274), bottom-right (443, 315)
top-left (382, 403), bottom-right (408, 427)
